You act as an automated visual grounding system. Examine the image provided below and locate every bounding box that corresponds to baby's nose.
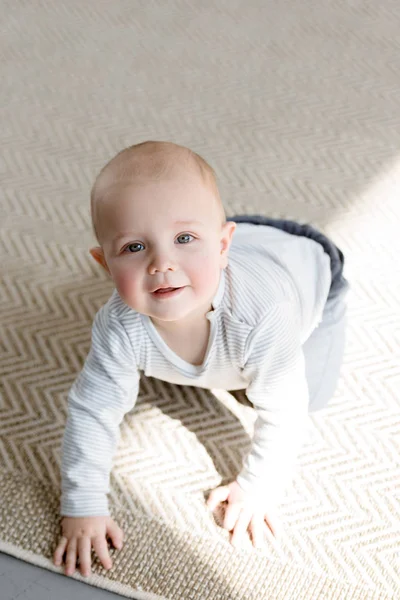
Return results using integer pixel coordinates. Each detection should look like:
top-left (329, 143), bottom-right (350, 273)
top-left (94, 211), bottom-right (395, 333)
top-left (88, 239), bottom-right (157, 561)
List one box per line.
top-left (150, 254), bottom-right (176, 272)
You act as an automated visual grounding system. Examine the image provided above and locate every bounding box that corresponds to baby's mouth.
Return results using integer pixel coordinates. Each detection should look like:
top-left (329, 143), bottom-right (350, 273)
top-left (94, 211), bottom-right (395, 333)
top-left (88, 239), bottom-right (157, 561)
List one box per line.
top-left (152, 286), bottom-right (184, 295)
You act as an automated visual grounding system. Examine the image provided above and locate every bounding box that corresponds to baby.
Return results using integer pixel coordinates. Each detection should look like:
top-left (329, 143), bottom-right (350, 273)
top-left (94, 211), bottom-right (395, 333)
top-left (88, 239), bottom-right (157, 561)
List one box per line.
top-left (53, 140), bottom-right (349, 577)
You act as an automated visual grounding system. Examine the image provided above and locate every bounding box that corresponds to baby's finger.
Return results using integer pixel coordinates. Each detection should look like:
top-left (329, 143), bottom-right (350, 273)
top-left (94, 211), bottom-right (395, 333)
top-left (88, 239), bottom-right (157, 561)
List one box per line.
top-left (106, 519), bottom-right (124, 550)
top-left (53, 536), bottom-right (68, 566)
top-left (92, 534), bottom-right (113, 571)
top-left (264, 512), bottom-right (283, 540)
top-left (249, 517), bottom-right (266, 549)
top-left (78, 537), bottom-right (92, 578)
top-left (223, 502), bottom-right (242, 532)
top-left (230, 508), bottom-right (252, 548)
top-left (65, 538), bottom-right (77, 576)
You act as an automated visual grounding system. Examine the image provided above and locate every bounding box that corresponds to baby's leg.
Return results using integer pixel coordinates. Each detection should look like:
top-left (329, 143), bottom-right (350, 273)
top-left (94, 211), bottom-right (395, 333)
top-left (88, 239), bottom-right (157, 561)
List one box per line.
top-left (302, 284), bottom-right (349, 412)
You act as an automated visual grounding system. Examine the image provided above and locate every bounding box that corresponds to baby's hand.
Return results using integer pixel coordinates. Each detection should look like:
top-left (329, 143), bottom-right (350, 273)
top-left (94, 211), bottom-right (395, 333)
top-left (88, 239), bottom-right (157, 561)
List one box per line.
top-left (53, 516), bottom-right (124, 578)
top-left (206, 480), bottom-right (283, 551)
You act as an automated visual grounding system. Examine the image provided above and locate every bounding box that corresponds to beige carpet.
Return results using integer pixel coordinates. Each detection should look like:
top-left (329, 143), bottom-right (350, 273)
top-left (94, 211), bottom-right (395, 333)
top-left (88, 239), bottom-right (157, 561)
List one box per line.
top-left (1, 1), bottom-right (399, 598)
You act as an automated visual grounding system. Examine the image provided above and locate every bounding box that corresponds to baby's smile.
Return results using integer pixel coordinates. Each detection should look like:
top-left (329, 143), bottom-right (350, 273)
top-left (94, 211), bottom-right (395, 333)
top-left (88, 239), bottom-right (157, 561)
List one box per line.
top-left (151, 286), bottom-right (186, 299)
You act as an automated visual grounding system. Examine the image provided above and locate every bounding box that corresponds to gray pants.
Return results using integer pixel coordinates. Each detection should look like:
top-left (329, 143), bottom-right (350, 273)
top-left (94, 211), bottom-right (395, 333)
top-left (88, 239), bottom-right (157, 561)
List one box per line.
top-left (303, 283), bottom-right (349, 411)
top-left (227, 214), bottom-right (350, 412)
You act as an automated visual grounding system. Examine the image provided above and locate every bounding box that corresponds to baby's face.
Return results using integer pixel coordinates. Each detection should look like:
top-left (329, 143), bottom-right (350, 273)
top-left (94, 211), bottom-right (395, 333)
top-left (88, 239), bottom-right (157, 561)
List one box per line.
top-left (94, 177), bottom-right (235, 327)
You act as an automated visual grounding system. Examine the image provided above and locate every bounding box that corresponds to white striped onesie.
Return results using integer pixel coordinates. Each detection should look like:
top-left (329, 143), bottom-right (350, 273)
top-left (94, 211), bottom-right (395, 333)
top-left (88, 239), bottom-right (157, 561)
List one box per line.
top-left (61, 222), bottom-right (332, 516)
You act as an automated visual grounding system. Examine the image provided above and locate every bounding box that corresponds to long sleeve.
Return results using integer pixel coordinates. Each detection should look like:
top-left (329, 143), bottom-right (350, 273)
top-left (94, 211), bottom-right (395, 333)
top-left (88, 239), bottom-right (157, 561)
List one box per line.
top-left (236, 301), bottom-right (310, 505)
top-left (61, 303), bottom-right (140, 516)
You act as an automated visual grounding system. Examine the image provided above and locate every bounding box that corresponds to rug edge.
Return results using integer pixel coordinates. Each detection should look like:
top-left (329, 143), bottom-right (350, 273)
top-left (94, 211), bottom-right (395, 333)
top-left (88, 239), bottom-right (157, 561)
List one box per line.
top-left (0, 540), bottom-right (168, 600)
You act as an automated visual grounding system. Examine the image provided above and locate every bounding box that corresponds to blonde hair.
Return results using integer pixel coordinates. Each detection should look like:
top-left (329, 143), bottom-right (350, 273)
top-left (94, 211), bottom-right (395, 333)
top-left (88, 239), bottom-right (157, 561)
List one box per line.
top-left (90, 140), bottom-right (225, 243)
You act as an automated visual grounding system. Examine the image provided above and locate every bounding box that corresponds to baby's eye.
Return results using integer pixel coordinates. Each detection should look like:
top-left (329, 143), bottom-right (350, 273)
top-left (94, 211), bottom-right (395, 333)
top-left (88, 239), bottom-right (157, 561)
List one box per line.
top-left (122, 234), bottom-right (193, 254)
top-left (124, 242), bottom-right (143, 253)
top-left (176, 234), bottom-right (193, 244)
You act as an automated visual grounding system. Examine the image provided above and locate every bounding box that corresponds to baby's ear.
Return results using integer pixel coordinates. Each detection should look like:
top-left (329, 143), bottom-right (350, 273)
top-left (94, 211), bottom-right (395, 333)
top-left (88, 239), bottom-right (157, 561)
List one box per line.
top-left (89, 247), bottom-right (111, 275)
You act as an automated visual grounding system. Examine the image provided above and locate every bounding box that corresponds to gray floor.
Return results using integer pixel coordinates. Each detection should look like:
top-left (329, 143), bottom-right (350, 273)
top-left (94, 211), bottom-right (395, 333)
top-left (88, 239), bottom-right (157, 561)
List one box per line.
top-left (0, 552), bottom-right (136, 600)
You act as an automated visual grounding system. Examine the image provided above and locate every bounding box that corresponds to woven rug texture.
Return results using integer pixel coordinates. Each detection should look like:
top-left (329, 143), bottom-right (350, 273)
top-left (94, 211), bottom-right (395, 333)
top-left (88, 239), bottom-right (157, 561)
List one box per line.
top-left (1, 1), bottom-right (399, 599)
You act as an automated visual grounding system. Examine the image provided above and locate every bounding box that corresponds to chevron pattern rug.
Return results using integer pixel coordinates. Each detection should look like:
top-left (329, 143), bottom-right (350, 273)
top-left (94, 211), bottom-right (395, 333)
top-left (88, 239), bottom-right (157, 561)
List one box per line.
top-left (1, 1), bottom-right (399, 599)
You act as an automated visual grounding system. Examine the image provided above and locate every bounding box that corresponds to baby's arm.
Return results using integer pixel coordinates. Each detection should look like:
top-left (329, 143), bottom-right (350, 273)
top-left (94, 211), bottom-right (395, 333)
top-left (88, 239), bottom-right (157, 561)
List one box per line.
top-left (208, 301), bottom-right (309, 550)
top-left (236, 301), bottom-right (309, 505)
top-left (55, 303), bottom-right (139, 575)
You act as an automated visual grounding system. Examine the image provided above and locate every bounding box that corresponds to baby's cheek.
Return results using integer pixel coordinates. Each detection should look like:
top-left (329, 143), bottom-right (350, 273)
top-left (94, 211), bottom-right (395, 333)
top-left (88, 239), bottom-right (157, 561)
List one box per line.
top-left (195, 268), bottom-right (212, 289)
top-left (192, 258), bottom-right (219, 290)
top-left (113, 269), bottom-right (138, 299)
